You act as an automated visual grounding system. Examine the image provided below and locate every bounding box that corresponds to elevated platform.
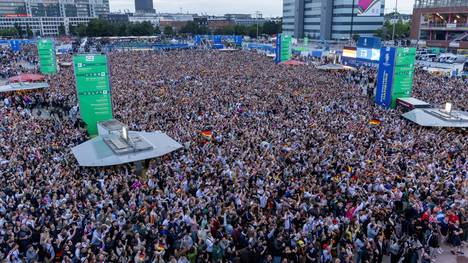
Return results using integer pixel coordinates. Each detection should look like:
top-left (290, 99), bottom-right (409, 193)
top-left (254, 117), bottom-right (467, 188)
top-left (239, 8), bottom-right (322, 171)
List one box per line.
top-left (72, 131), bottom-right (182, 167)
top-left (402, 108), bottom-right (468, 128)
top-left (396, 97), bottom-right (432, 110)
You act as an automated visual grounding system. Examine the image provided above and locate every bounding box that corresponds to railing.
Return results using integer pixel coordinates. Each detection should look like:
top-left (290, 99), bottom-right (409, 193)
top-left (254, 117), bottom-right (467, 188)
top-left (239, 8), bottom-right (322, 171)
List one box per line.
top-left (420, 22), bottom-right (468, 29)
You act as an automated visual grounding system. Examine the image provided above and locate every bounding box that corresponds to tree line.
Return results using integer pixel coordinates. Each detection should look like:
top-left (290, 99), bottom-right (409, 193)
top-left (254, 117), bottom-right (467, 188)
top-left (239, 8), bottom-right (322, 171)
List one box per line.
top-left (73, 19), bottom-right (282, 38)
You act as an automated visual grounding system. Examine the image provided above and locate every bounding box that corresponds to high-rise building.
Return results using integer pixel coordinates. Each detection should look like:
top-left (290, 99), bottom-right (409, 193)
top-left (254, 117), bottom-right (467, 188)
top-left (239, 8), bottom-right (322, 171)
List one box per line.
top-left (283, 0), bottom-right (385, 40)
top-left (135, 0), bottom-right (155, 14)
top-left (410, 0), bottom-right (468, 49)
top-left (0, 0), bottom-right (109, 36)
top-left (0, 0), bottom-right (109, 18)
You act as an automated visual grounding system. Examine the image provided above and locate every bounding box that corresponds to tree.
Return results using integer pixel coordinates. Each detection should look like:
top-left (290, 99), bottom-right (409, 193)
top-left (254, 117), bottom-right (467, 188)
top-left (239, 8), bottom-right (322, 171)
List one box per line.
top-left (180, 21), bottom-right (200, 34)
top-left (154, 26), bottom-right (161, 35)
top-left (262, 20), bottom-right (281, 35)
top-left (58, 24), bottom-right (66, 36)
top-left (14, 23), bottom-right (23, 37)
top-left (374, 19), bottom-right (410, 40)
top-left (76, 24), bottom-right (87, 37)
top-left (26, 25), bottom-right (33, 38)
top-left (0, 28), bottom-right (18, 37)
top-left (163, 26), bottom-right (174, 36)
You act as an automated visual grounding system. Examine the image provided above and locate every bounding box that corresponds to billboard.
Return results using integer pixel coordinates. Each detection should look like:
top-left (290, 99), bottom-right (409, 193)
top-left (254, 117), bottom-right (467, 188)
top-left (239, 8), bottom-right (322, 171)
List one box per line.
top-left (357, 48), bottom-right (381, 61)
top-left (357, 0), bottom-right (381, 16)
top-left (392, 47), bottom-right (416, 106)
top-left (343, 47), bottom-right (357, 58)
top-left (280, 35), bottom-right (292, 62)
top-left (375, 47), bottom-right (416, 109)
top-left (357, 36), bottom-right (382, 49)
top-left (375, 47), bottom-right (396, 108)
top-left (37, 39), bottom-right (57, 74)
top-left (73, 54), bottom-right (113, 136)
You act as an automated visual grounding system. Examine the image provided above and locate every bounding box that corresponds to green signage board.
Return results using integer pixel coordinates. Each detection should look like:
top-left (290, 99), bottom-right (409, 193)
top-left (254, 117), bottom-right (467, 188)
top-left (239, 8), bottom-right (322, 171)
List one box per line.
top-left (304, 37), bottom-right (309, 46)
top-left (37, 39), bottom-right (57, 74)
top-left (391, 47), bottom-right (416, 107)
top-left (73, 54), bottom-right (113, 136)
top-left (280, 35), bottom-right (292, 62)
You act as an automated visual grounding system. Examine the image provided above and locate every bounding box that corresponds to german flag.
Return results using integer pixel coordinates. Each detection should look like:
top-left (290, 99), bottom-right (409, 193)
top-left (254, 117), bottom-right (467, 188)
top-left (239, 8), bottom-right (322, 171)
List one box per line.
top-left (369, 119), bottom-right (381, 125)
top-left (201, 130), bottom-right (213, 141)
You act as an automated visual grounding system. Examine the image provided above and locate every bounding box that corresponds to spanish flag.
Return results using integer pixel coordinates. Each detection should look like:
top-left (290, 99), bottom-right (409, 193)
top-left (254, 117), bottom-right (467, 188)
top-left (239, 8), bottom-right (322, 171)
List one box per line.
top-left (369, 119), bottom-right (381, 125)
top-left (201, 130), bottom-right (213, 141)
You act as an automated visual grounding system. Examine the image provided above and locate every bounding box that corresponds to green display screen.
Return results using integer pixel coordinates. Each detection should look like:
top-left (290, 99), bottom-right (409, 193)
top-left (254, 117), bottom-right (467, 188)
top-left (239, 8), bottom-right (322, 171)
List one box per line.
top-left (391, 47), bottom-right (416, 107)
top-left (73, 54), bottom-right (113, 136)
top-left (37, 39), bottom-right (57, 74)
top-left (281, 35), bottom-right (292, 62)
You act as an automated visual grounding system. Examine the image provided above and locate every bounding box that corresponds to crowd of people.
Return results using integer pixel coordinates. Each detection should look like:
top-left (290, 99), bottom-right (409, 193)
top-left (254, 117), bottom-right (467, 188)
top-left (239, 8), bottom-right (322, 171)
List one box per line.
top-left (0, 47), bottom-right (467, 263)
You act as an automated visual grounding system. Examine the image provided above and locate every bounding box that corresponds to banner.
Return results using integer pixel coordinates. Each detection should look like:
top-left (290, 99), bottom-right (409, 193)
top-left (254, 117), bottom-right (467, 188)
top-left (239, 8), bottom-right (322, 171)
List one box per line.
top-left (37, 39), bottom-right (57, 74)
top-left (280, 35), bottom-right (292, 62)
top-left (73, 54), bottom-right (113, 136)
top-left (9, 40), bottom-right (21, 52)
top-left (357, 0), bottom-right (381, 16)
top-left (375, 47), bottom-right (396, 109)
top-left (392, 47), bottom-right (416, 107)
top-left (375, 47), bottom-right (416, 109)
top-left (357, 36), bottom-right (382, 49)
top-left (275, 34), bottom-right (282, 64)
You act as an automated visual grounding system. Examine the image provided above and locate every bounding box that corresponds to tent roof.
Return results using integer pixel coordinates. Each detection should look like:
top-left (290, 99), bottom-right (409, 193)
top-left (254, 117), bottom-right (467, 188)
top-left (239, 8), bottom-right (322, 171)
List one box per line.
top-left (280, 60), bottom-right (306, 66)
top-left (9, 74), bottom-right (45, 83)
top-left (0, 82), bottom-right (49, 93)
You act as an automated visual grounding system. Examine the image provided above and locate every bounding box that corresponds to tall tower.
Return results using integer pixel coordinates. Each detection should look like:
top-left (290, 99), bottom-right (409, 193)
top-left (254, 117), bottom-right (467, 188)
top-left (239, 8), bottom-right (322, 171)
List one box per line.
top-left (135, 0), bottom-right (154, 14)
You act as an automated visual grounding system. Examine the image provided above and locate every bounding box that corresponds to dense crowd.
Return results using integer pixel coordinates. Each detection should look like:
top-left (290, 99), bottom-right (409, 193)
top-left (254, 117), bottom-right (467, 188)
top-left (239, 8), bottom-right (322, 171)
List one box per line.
top-left (0, 48), bottom-right (467, 263)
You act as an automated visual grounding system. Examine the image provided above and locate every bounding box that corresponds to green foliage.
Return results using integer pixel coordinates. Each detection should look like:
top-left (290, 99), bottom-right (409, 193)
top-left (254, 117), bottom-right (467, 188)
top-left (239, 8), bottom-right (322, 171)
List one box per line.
top-left (58, 25), bottom-right (66, 36)
top-left (163, 26), bottom-right (174, 36)
top-left (14, 23), bottom-right (23, 37)
top-left (180, 21), bottom-right (209, 35)
top-left (262, 20), bottom-right (281, 35)
top-left (375, 19), bottom-right (410, 40)
top-left (0, 28), bottom-right (18, 37)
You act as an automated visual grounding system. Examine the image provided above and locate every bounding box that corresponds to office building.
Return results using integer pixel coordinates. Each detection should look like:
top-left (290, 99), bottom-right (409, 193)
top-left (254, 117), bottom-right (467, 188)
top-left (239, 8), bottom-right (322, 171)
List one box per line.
top-left (0, 0), bottom-right (109, 36)
top-left (0, 0), bottom-right (109, 18)
top-left (283, 0), bottom-right (385, 40)
top-left (135, 0), bottom-right (155, 14)
top-left (410, 0), bottom-right (468, 49)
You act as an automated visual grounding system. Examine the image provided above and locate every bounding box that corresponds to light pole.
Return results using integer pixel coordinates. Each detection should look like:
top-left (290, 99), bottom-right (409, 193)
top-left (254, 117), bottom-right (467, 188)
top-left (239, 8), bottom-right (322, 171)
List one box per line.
top-left (255, 11), bottom-right (261, 40)
top-left (392, 0), bottom-right (398, 41)
top-left (350, 0), bottom-right (355, 43)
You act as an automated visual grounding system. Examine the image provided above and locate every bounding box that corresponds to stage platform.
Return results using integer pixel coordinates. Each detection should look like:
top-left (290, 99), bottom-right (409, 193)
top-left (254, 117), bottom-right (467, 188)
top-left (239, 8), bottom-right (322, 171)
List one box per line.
top-left (72, 131), bottom-right (182, 167)
top-left (402, 108), bottom-right (468, 128)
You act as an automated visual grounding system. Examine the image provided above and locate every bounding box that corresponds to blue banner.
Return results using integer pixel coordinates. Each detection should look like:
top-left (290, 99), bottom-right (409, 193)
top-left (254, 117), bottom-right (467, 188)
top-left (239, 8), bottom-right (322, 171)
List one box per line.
top-left (10, 40), bottom-right (22, 52)
top-left (375, 47), bottom-right (396, 109)
top-left (275, 34), bottom-right (282, 64)
top-left (213, 35), bottom-right (222, 45)
top-left (357, 36), bottom-right (381, 49)
top-left (195, 35), bottom-right (202, 45)
top-left (234, 35), bottom-right (243, 46)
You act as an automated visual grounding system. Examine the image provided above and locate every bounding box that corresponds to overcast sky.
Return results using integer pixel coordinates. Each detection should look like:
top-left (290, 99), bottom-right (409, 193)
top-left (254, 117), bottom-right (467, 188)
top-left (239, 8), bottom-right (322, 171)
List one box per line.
top-left (110, 0), bottom-right (415, 17)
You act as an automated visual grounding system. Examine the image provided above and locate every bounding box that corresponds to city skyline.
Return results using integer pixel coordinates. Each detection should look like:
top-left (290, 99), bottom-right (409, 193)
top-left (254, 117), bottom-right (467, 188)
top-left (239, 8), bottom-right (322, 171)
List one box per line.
top-left (110, 0), bottom-right (416, 16)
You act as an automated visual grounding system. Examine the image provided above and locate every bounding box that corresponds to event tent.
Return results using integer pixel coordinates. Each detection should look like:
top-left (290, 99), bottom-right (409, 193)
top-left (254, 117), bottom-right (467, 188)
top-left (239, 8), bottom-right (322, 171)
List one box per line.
top-left (9, 74), bottom-right (45, 83)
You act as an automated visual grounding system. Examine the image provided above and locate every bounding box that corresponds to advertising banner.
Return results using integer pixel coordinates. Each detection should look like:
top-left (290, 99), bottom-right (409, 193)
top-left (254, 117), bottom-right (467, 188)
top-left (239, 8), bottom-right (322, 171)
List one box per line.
top-left (391, 47), bottom-right (416, 107)
top-left (375, 47), bottom-right (396, 109)
top-left (280, 35), bottom-right (292, 62)
top-left (357, 48), bottom-right (381, 62)
top-left (73, 54), bottom-right (113, 136)
top-left (9, 40), bottom-right (21, 52)
top-left (357, 0), bottom-right (381, 16)
top-left (275, 34), bottom-right (282, 64)
top-left (37, 39), bottom-right (57, 74)
top-left (357, 36), bottom-right (382, 49)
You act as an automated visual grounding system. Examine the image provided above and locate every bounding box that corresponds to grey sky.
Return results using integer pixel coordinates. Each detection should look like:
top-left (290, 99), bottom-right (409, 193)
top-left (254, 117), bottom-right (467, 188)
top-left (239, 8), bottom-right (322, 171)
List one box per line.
top-left (110, 0), bottom-right (415, 16)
